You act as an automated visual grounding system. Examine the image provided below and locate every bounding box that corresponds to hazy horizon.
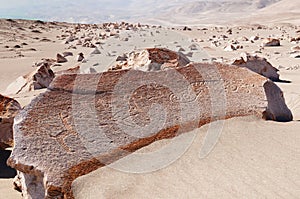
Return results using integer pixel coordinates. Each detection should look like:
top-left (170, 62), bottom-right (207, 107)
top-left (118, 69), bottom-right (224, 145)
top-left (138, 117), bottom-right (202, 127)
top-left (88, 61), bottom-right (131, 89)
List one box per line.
top-left (0, 0), bottom-right (284, 25)
top-left (0, 0), bottom-right (193, 23)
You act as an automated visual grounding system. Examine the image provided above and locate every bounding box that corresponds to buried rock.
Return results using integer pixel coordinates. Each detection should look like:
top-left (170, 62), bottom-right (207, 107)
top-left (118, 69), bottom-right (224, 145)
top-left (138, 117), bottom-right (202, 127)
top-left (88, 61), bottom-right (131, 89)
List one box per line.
top-left (232, 53), bottom-right (280, 81)
top-left (109, 48), bottom-right (190, 71)
top-left (8, 63), bottom-right (292, 198)
top-left (0, 94), bottom-right (21, 149)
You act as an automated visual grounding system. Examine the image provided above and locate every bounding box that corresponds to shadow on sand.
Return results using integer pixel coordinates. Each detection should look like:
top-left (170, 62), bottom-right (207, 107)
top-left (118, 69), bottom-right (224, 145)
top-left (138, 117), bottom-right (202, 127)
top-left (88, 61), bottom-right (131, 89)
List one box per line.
top-left (0, 150), bottom-right (16, 178)
top-left (276, 79), bottom-right (292, 83)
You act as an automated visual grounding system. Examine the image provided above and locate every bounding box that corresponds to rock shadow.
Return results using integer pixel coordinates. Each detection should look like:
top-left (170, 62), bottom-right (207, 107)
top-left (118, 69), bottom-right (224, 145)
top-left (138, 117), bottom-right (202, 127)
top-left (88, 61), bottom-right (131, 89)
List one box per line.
top-left (0, 150), bottom-right (16, 178)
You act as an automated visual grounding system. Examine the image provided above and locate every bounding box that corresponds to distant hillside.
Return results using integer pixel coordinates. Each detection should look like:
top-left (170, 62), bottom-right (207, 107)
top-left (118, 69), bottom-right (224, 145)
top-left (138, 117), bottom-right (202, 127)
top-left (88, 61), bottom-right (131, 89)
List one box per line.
top-left (145, 0), bottom-right (283, 26)
top-left (2, 0), bottom-right (299, 25)
top-left (240, 0), bottom-right (300, 25)
top-left (173, 0), bottom-right (281, 15)
top-left (259, 0), bottom-right (299, 11)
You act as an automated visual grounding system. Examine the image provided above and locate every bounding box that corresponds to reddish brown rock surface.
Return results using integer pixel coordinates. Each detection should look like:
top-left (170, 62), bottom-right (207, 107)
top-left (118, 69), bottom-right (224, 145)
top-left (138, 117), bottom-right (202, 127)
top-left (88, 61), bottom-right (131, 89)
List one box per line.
top-left (110, 48), bottom-right (190, 71)
top-left (56, 66), bottom-right (80, 75)
top-left (0, 94), bottom-right (21, 149)
top-left (8, 63), bottom-right (293, 198)
top-left (232, 53), bottom-right (280, 81)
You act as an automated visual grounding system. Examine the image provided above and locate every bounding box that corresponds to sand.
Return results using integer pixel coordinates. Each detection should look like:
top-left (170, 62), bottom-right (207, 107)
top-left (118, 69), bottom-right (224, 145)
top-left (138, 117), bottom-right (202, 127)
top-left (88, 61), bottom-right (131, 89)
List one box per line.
top-left (73, 117), bottom-right (300, 199)
top-left (0, 16), bottom-right (299, 198)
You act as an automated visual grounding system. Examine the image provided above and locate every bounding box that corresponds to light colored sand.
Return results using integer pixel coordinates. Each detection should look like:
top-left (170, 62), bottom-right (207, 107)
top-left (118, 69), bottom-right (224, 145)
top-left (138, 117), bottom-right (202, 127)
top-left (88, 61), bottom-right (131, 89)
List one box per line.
top-left (73, 117), bottom-right (300, 199)
top-left (0, 179), bottom-right (21, 199)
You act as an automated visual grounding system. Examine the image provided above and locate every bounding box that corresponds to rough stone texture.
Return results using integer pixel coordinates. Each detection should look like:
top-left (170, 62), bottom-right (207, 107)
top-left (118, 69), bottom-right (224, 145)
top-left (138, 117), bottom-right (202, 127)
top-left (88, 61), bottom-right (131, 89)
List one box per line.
top-left (32, 63), bottom-right (56, 89)
top-left (261, 38), bottom-right (280, 47)
top-left (0, 94), bottom-right (21, 149)
top-left (109, 48), bottom-right (190, 71)
top-left (232, 53), bottom-right (280, 81)
top-left (57, 53), bottom-right (68, 63)
top-left (6, 63), bottom-right (55, 94)
top-left (8, 63), bottom-right (293, 198)
top-left (56, 66), bottom-right (81, 75)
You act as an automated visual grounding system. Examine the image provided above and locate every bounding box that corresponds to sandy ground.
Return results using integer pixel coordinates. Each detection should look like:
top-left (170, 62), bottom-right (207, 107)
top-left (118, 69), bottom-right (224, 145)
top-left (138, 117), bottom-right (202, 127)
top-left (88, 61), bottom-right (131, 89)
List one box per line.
top-left (73, 117), bottom-right (300, 199)
top-left (0, 18), bottom-right (299, 198)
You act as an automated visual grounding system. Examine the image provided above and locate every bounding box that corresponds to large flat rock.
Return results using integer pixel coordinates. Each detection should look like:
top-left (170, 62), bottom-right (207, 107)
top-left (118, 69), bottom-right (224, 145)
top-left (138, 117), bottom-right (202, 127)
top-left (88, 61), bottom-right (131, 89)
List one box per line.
top-left (8, 63), bottom-right (292, 198)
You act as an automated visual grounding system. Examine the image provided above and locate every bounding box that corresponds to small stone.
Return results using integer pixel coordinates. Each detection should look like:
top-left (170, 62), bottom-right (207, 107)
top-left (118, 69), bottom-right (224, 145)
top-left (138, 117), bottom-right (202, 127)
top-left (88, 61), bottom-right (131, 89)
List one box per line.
top-left (224, 45), bottom-right (236, 51)
top-left (77, 53), bottom-right (84, 62)
top-left (63, 52), bottom-right (73, 57)
top-left (57, 53), bottom-right (68, 63)
top-left (261, 38), bottom-right (280, 47)
top-left (90, 47), bottom-right (101, 55)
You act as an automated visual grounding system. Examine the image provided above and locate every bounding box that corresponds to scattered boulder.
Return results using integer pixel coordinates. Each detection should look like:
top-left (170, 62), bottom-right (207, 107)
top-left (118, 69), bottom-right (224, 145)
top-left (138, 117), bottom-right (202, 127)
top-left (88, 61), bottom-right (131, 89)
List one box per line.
top-left (76, 40), bottom-right (82, 45)
top-left (83, 42), bottom-right (96, 48)
top-left (291, 46), bottom-right (300, 51)
top-left (211, 40), bottom-right (221, 47)
top-left (250, 36), bottom-right (260, 41)
top-left (290, 53), bottom-right (300, 58)
top-left (90, 47), bottom-right (101, 55)
top-left (63, 52), bottom-right (74, 57)
top-left (31, 30), bottom-right (42, 34)
top-left (189, 44), bottom-right (199, 51)
top-left (110, 48), bottom-right (190, 71)
top-left (8, 62), bottom-right (292, 198)
top-left (177, 47), bottom-right (185, 52)
top-left (241, 36), bottom-right (249, 41)
top-left (224, 45), bottom-right (236, 51)
top-left (6, 63), bottom-right (55, 94)
top-left (290, 36), bottom-right (300, 43)
top-left (183, 26), bottom-right (192, 31)
top-left (226, 28), bottom-right (233, 34)
top-left (232, 53), bottom-right (280, 81)
top-left (67, 45), bottom-right (77, 50)
top-left (261, 38), bottom-right (280, 47)
top-left (32, 63), bottom-right (55, 89)
top-left (65, 36), bottom-right (76, 44)
top-left (77, 53), bottom-right (84, 62)
top-left (57, 53), bottom-right (68, 63)
top-left (40, 38), bottom-right (51, 42)
top-left (0, 94), bottom-right (21, 149)
top-left (33, 59), bottom-right (55, 68)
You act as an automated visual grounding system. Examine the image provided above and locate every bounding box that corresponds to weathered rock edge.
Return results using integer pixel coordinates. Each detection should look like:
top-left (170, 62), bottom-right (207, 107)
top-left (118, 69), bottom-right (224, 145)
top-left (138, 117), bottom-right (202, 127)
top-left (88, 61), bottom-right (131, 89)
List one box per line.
top-left (8, 63), bottom-right (293, 199)
top-left (0, 94), bottom-right (21, 149)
